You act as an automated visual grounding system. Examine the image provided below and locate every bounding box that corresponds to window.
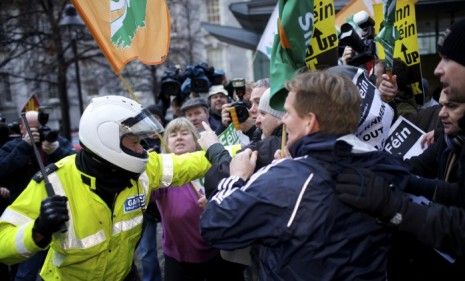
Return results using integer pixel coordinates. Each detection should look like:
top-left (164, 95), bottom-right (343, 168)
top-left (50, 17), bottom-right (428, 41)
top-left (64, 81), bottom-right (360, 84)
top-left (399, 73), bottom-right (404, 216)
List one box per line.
top-left (206, 0), bottom-right (220, 24)
top-left (418, 32), bottom-right (436, 55)
top-left (207, 48), bottom-right (223, 70)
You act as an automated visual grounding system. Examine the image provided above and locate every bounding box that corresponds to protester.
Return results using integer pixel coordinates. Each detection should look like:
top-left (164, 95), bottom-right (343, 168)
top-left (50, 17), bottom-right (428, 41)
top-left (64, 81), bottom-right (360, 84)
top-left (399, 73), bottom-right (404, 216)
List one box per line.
top-left (219, 79), bottom-right (271, 142)
top-left (153, 117), bottom-right (244, 281)
top-left (180, 97), bottom-right (211, 133)
top-left (200, 71), bottom-right (410, 280)
top-left (0, 95), bottom-right (211, 280)
top-left (200, 88), bottom-right (285, 197)
top-left (335, 18), bottom-right (465, 275)
top-left (207, 85), bottom-right (229, 132)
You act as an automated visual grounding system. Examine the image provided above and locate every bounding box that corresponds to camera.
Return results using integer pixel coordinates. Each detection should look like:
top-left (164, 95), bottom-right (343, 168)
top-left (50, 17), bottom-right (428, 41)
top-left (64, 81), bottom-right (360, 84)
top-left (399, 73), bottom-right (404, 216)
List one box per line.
top-left (339, 11), bottom-right (376, 67)
top-left (229, 101), bottom-right (249, 123)
top-left (38, 108), bottom-right (58, 143)
top-left (231, 78), bottom-right (246, 100)
top-left (160, 66), bottom-right (182, 97)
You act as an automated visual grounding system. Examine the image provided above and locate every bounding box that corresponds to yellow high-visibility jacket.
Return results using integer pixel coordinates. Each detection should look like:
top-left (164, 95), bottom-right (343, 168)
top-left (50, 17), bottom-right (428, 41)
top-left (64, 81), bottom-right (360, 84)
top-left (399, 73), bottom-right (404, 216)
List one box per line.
top-left (0, 151), bottom-right (211, 280)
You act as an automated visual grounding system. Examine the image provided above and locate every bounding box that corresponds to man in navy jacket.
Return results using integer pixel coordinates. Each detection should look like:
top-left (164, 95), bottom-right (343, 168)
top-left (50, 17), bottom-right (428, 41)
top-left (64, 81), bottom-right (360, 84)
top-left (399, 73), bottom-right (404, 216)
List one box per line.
top-left (200, 71), bottom-right (410, 281)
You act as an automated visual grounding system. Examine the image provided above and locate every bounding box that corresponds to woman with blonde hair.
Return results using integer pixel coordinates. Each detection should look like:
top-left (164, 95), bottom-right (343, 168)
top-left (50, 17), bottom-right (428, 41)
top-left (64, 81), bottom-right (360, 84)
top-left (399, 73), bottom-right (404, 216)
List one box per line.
top-left (154, 117), bottom-right (244, 281)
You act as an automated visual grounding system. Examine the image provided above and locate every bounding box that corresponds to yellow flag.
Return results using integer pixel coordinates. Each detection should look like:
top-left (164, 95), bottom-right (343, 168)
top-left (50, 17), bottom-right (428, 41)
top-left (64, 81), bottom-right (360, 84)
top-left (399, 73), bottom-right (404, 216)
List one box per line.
top-left (72, 0), bottom-right (170, 74)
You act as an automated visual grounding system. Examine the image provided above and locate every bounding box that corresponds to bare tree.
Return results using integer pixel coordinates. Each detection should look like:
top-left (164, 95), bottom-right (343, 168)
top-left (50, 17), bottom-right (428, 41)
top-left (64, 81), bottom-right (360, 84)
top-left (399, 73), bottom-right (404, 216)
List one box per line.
top-left (0, 0), bottom-right (103, 139)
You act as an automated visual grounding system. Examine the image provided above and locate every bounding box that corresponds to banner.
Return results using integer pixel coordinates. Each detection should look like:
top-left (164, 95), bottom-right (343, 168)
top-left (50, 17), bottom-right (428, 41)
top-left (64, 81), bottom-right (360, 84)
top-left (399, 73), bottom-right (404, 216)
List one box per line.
top-left (270, 0), bottom-right (338, 110)
top-left (329, 65), bottom-right (394, 149)
top-left (383, 116), bottom-right (425, 159)
top-left (352, 68), bottom-right (394, 149)
top-left (257, 5), bottom-right (279, 59)
top-left (374, 0), bottom-right (424, 104)
top-left (305, 0), bottom-right (339, 71)
top-left (71, 0), bottom-right (170, 74)
top-left (269, 0), bottom-right (314, 110)
top-left (218, 124), bottom-right (240, 146)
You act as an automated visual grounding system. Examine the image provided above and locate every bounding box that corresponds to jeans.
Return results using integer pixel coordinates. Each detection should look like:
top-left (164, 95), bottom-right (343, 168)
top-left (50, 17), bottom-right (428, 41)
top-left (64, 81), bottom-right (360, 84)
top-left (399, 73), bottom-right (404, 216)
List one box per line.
top-left (136, 215), bottom-right (162, 281)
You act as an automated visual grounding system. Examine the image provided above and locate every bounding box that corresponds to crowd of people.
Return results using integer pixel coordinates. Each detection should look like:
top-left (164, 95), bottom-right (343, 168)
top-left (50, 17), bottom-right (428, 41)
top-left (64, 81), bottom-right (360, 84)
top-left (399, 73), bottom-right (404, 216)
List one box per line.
top-left (0, 15), bottom-right (464, 281)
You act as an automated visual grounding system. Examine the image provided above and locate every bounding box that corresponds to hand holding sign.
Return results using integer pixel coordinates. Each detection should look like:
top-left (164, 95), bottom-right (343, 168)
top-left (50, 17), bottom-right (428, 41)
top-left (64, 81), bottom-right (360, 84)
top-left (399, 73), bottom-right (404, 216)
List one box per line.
top-left (198, 121), bottom-right (219, 150)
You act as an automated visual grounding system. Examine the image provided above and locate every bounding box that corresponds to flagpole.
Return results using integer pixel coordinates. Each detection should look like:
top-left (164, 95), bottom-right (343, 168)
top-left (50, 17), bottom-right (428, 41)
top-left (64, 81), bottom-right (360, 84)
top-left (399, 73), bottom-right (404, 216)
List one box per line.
top-left (118, 74), bottom-right (139, 102)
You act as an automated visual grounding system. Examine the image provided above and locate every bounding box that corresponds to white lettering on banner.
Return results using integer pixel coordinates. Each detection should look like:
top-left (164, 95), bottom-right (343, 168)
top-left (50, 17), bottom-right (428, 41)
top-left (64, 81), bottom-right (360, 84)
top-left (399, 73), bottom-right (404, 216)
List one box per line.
top-left (358, 79), bottom-right (368, 99)
top-left (356, 90), bottom-right (394, 149)
top-left (298, 12), bottom-right (314, 41)
top-left (385, 127), bottom-right (411, 152)
top-left (383, 116), bottom-right (426, 159)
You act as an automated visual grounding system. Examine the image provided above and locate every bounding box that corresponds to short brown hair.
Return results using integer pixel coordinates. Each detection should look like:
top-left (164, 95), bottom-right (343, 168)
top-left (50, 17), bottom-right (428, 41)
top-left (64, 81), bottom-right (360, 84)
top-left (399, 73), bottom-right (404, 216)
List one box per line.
top-left (285, 71), bottom-right (361, 135)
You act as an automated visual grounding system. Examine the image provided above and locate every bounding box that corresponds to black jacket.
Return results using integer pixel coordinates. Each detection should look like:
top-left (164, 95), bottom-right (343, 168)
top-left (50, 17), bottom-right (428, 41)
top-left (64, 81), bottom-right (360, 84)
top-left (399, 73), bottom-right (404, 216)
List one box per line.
top-left (203, 125), bottom-right (283, 198)
top-left (388, 131), bottom-right (465, 281)
top-left (0, 137), bottom-right (74, 203)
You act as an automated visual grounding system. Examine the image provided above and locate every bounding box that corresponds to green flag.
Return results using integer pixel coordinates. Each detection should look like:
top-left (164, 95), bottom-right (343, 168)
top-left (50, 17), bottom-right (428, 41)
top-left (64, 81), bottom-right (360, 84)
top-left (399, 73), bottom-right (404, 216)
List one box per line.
top-left (375, 0), bottom-right (398, 72)
top-left (269, 0), bottom-right (314, 110)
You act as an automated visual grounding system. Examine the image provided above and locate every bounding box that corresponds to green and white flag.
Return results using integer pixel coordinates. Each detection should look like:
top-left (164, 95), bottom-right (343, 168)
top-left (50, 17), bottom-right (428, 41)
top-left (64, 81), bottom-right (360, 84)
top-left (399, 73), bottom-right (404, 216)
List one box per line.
top-left (257, 5), bottom-right (279, 59)
top-left (270, 0), bottom-right (338, 110)
top-left (269, 0), bottom-right (313, 110)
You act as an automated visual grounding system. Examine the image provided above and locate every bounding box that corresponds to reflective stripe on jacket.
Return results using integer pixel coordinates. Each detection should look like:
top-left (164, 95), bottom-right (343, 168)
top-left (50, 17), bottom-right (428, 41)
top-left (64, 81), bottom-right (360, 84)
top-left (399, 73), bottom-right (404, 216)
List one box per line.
top-left (0, 150), bottom-right (210, 280)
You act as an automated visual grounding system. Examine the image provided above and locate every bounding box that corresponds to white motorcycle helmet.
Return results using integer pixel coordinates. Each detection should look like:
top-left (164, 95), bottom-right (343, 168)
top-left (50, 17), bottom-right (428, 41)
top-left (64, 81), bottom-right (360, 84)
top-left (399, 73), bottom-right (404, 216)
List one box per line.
top-left (79, 95), bottom-right (164, 173)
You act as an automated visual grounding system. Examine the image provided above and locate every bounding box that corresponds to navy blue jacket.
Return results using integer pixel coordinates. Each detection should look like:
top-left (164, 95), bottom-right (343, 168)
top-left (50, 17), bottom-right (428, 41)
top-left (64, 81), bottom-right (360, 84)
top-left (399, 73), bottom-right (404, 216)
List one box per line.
top-left (201, 133), bottom-right (409, 281)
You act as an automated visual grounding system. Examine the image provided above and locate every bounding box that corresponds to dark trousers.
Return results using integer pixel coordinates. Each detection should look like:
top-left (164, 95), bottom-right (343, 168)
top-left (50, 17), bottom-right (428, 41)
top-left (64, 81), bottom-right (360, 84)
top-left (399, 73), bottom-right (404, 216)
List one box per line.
top-left (164, 254), bottom-right (245, 281)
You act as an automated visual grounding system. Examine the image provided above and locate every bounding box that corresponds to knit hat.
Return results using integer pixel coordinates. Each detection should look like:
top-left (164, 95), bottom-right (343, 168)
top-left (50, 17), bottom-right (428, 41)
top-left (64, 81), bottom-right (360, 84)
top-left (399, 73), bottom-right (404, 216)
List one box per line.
top-left (208, 85), bottom-right (228, 98)
top-left (437, 19), bottom-right (465, 67)
top-left (180, 97), bottom-right (208, 114)
top-left (258, 88), bottom-right (285, 119)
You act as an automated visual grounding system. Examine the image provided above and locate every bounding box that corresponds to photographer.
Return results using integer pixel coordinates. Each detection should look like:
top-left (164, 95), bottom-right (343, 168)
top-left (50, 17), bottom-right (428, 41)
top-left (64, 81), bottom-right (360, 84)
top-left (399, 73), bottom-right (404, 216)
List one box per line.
top-left (0, 110), bottom-right (74, 281)
top-left (207, 85), bottom-right (229, 133)
top-left (339, 11), bottom-right (376, 71)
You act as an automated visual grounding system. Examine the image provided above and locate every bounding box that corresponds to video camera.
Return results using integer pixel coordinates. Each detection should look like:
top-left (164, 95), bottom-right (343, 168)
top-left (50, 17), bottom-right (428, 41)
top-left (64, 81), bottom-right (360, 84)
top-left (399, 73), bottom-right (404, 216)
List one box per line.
top-left (160, 66), bottom-right (182, 98)
top-left (339, 11), bottom-right (376, 66)
top-left (38, 108), bottom-right (58, 143)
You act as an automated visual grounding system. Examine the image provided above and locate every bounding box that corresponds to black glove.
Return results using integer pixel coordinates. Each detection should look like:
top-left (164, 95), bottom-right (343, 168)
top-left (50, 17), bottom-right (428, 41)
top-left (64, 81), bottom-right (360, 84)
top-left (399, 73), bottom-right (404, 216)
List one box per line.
top-left (335, 168), bottom-right (406, 223)
top-left (33, 195), bottom-right (69, 247)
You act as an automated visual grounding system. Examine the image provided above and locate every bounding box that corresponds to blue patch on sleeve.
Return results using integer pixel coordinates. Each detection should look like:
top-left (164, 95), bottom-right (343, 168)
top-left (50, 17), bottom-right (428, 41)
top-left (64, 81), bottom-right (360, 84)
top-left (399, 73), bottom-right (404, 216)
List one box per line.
top-left (124, 194), bottom-right (145, 213)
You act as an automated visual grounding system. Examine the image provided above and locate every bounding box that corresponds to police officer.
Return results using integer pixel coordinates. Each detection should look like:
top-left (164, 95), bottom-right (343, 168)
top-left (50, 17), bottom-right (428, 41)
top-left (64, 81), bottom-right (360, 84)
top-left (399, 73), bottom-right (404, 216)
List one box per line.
top-left (0, 95), bottom-right (211, 280)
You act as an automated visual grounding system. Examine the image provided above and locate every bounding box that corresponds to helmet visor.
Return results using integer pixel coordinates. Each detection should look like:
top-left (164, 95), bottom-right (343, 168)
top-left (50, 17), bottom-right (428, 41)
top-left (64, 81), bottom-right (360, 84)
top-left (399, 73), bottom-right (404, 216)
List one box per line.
top-left (119, 110), bottom-right (164, 139)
